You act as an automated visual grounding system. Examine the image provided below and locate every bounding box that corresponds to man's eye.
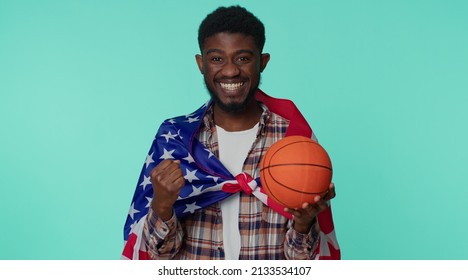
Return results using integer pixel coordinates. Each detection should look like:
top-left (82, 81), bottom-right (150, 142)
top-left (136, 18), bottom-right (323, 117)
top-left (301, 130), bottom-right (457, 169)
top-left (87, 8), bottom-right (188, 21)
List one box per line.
top-left (237, 57), bottom-right (250, 62)
top-left (210, 57), bottom-right (222, 62)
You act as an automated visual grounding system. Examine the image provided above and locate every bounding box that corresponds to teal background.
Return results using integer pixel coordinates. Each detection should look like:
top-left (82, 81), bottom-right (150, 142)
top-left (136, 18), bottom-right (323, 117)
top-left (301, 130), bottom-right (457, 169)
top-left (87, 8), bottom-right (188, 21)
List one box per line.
top-left (1, 0), bottom-right (467, 259)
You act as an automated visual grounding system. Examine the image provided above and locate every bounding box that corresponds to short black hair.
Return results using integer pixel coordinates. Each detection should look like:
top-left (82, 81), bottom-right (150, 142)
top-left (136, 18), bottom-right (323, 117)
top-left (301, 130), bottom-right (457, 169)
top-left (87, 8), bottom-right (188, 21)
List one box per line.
top-left (198, 6), bottom-right (266, 53)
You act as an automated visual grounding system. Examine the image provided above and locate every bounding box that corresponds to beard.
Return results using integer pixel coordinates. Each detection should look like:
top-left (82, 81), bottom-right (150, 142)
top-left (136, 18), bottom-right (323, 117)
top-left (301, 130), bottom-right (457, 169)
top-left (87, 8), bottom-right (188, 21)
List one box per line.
top-left (204, 77), bottom-right (261, 114)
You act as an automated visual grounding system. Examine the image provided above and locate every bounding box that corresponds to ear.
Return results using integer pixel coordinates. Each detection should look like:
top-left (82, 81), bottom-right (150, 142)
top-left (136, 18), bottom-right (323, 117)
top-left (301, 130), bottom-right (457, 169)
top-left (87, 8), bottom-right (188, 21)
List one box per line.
top-left (195, 54), bottom-right (204, 74)
top-left (260, 53), bottom-right (270, 72)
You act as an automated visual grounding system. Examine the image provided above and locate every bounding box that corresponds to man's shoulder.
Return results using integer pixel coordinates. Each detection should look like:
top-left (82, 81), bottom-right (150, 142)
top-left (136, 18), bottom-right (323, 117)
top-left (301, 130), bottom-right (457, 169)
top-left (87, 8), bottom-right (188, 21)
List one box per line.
top-left (259, 102), bottom-right (289, 124)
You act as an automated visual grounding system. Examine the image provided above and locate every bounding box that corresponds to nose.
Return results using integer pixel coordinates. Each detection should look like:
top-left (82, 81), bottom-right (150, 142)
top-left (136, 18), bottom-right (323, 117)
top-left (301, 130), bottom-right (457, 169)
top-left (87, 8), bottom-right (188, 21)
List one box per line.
top-left (221, 60), bottom-right (240, 77)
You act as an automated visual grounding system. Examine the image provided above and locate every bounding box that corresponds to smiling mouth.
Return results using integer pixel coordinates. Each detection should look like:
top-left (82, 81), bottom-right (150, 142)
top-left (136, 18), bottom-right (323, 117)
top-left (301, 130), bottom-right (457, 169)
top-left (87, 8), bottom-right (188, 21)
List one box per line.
top-left (219, 82), bottom-right (245, 91)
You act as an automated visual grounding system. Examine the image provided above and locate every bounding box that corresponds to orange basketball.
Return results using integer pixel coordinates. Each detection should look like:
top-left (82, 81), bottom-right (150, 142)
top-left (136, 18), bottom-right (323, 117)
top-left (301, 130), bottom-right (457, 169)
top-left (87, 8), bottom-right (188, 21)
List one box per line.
top-left (260, 136), bottom-right (333, 209)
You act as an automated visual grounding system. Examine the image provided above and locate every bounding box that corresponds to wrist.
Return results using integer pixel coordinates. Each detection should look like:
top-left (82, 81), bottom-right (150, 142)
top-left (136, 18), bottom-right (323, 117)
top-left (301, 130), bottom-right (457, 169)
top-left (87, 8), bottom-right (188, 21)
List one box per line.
top-left (293, 217), bottom-right (317, 234)
top-left (151, 201), bottom-right (173, 221)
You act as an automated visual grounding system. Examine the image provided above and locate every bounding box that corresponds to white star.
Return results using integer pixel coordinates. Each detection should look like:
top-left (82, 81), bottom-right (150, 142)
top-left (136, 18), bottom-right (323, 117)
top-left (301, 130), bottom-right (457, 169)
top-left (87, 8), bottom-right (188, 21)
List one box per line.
top-left (145, 152), bottom-right (155, 169)
top-left (159, 148), bottom-right (175, 160)
top-left (167, 119), bottom-right (176, 124)
top-left (191, 185), bottom-right (203, 196)
top-left (129, 220), bottom-right (138, 230)
top-left (161, 131), bottom-right (177, 142)
top-left (184, 168), bottom-right (199, 183)
top-left (177, 129), bottom-right (183, 140)
top-left (139, 175), bottom-right (152, 191)
top-left (183, 202), bottom-right (201, 213)
top-left (205, 148), bottom-right (215, 158)
top-left (145, 196), bottom-right (152, 208)
top-left (186, 116), bottom-right (200, 123)
top-left (128, 203), bottom-right (140, 220)
top-left (206, 175), bottom-right (220, 183)
top-left (183, 153), bottom-right (195, 164)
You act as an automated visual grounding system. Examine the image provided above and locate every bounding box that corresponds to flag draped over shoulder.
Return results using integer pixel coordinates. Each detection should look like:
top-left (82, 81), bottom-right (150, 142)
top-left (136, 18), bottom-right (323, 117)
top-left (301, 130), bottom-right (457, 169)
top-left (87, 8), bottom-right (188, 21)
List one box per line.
top-left (122, 89), bottom-right (340, 260)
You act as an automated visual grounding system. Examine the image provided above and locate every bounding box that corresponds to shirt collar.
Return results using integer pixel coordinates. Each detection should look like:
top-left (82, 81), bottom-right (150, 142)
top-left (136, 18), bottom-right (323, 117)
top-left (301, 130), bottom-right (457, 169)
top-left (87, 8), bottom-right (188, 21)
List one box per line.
top-left (201, 101), bottom-right (271, 136)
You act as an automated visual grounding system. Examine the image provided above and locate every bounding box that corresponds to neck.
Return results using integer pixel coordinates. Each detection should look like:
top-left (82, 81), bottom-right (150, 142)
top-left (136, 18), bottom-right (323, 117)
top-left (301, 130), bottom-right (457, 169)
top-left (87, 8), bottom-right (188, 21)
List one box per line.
top-left (213, 100), bottom-right (262, 132)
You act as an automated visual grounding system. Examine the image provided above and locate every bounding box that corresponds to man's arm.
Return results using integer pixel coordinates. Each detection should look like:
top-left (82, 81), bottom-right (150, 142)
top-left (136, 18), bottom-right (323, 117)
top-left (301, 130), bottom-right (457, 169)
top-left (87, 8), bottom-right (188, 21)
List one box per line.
top-left (143, 208), bottom-right (184, 259)
top-left (284, 182), bottom-right (336, 260)
top-left (284, 218), bottom-right (320, 260)
top-left (144, 159), bottom-right (186, 259)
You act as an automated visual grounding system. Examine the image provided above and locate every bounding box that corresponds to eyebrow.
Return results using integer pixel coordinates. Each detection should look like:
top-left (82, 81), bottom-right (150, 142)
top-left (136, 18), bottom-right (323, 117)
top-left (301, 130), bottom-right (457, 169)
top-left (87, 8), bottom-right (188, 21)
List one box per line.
top-left (205, 49), bottom-right (255, 56)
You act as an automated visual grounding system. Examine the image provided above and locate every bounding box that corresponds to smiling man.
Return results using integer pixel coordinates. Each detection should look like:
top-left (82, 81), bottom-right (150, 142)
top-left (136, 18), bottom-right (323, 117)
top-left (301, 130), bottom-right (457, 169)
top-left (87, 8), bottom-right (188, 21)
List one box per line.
top-left (196, 31), bottom-right (269, 115)
top-left (122, 5), bottom-right (340, 260)
top-left (195, 31), bottom-right (269, 131)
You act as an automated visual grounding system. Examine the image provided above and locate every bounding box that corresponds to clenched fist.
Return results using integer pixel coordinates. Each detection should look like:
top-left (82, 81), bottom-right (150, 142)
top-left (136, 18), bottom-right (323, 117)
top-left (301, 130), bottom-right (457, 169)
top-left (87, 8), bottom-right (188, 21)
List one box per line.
top-left (150, 159), bottom-right (185, 221)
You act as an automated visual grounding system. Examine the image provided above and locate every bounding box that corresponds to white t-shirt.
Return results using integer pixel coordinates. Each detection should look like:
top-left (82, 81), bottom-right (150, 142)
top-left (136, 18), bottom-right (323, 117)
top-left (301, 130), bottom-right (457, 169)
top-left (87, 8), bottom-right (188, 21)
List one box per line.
top-left (216, 123), bottom-right (259, 260)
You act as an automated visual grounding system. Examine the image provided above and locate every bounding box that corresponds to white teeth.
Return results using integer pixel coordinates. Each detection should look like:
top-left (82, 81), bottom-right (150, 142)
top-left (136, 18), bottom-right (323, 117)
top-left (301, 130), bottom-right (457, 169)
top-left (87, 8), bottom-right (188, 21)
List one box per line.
top-left (220, 82), bottom-right (244, 90)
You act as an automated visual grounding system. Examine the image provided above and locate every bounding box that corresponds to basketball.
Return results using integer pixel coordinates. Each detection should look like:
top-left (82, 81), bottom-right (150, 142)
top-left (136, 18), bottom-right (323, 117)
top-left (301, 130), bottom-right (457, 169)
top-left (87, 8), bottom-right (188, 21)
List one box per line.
top-left (260, 136), bottom-right (333, 209)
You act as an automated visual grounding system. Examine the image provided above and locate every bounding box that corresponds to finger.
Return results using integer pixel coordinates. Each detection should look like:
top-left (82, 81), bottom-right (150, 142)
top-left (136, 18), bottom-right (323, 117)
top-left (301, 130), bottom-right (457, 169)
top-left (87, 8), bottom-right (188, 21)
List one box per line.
top-left (164, 161), bottom-right (183, 177)
top-left (300, 202), bottom-right (321, 217)
top-left (290, 206), bottom-right (321, 220)
top-left (284, 207), bottom-right (303, 218)
top-left (301, 202), bottom-right (316, 213)
top-left (151, 160), bottom-right (181, 181)
top-left (303, 195), bottom-right (321, 207)
top-left (315, 199), bottom-right (330, 212)
top-left (155, 160), bottom-right (181, 176)
top-left (161, 160), bottom-right (181, 174)
top-left (165, 168), bottom-right (185, 188)
top-left (173, 175), bottom-right (186, 189)
top-left (157, 170), bottom-right (184, 190)
top-left (324, 188), bottom-right (336, 200)
top-left (150, 161), bottom-right (171, 180)
top-left (322, 183), bottom-right (336, 201)
top-left (155, 159), bottom-right (174, 170)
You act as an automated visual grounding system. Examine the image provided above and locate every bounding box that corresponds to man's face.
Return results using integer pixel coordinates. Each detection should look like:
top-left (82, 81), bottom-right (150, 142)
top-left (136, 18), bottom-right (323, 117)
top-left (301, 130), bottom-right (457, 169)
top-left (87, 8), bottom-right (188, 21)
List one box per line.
top-left (196, 32), bottom-right (270, 113)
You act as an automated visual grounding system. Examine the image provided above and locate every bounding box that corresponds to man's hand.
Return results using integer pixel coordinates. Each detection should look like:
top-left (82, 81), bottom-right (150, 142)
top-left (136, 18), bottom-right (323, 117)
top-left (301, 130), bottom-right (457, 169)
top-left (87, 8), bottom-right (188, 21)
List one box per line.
top-left (150, 159), bottom-right (185, 221)
top-left (285, 182), bottom-right (336, 234)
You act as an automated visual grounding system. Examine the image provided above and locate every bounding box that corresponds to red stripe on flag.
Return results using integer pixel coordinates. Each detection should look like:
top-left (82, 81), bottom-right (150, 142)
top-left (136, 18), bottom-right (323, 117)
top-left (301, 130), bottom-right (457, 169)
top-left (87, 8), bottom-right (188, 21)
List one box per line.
top-left (255, 89), bottom-right (313, 138)
top-left (122, 233), bottom-right (138, 260)
top-left (139, 250), bottom-right (149, 260)
top-left (317, 207), bottom-right (334, 234)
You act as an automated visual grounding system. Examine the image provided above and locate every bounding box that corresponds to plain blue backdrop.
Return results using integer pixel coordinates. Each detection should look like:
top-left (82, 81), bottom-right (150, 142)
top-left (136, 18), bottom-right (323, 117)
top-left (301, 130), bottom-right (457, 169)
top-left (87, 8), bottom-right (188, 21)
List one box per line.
top-left (1, 0), bottom-right (467, 259)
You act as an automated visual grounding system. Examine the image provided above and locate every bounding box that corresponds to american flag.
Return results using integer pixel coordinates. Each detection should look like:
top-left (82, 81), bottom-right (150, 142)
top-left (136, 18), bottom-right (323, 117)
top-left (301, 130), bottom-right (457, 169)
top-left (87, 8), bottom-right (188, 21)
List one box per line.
top-left (122, 90), bottom-right (340, 260)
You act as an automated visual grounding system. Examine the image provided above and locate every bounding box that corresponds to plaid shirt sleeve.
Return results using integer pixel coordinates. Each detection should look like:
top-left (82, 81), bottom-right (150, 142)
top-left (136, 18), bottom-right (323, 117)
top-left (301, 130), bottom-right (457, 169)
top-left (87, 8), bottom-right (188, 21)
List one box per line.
top-left (285, 219), bottom-right (320, 260)
top-left (143, 208), bottom-right (184, 259)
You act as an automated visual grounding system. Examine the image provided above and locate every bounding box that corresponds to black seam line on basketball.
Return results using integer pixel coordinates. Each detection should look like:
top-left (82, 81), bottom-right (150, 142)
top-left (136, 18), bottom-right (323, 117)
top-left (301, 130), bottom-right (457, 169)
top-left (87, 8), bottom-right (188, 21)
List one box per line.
top-left (263, 167), bottom-right (290, 206)
top-left (264, 165), bottom-right (327, 195)
top-left (266, 140), bottom-right (329, 169)
top-left (263, 175), bottom-right (290, 207)
top-left (260, 172), bottom-right (281, 205)
top-left (260, 163), bottom-right (332, 172)
top-left (270, 141), bottom-right (317, 162)
top-left (274, 140), bottom-right (319, 153)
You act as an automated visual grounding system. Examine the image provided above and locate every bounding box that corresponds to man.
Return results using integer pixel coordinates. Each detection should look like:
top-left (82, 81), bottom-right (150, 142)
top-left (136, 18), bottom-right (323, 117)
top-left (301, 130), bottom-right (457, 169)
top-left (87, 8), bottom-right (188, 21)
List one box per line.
top-left (122, 5), bottom-right (339, 260)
